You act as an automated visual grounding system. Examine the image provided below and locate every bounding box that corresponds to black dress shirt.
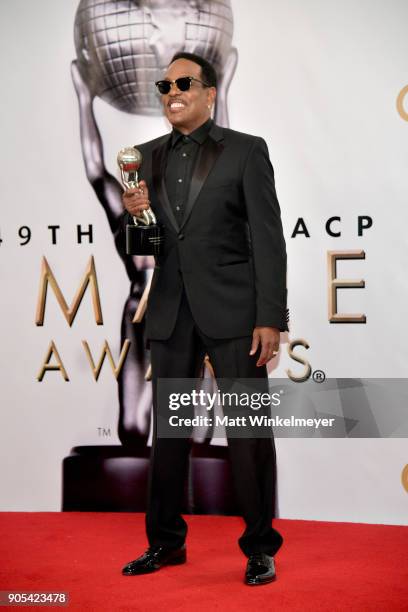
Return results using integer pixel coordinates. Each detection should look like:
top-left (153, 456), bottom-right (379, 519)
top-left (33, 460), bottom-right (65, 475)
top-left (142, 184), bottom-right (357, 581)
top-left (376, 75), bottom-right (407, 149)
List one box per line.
top-left (165, 118), bottom-right (213, 226)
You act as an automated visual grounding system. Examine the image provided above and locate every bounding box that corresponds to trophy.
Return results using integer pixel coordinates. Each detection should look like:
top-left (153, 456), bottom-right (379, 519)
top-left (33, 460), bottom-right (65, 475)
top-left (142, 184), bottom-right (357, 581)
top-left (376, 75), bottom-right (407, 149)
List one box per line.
top-left (117, 147), bottom-right (163, 255)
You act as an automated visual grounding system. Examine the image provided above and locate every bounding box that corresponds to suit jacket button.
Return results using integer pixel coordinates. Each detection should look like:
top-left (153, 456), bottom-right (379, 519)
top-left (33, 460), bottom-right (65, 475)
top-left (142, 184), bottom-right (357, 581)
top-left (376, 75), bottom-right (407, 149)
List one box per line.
top-left (178, 233), bottom-right (185, 240)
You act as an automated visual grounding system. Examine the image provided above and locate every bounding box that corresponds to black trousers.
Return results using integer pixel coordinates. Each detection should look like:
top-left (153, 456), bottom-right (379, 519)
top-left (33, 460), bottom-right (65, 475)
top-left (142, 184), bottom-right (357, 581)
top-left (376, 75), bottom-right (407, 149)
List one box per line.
top-left (146, 289), bottom-right (283, 557)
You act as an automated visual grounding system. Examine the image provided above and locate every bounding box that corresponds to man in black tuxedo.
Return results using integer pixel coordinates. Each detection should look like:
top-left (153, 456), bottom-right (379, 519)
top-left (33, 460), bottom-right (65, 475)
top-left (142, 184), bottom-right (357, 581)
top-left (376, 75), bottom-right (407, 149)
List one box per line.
top-left (121, 52), bottom-right (288, 586)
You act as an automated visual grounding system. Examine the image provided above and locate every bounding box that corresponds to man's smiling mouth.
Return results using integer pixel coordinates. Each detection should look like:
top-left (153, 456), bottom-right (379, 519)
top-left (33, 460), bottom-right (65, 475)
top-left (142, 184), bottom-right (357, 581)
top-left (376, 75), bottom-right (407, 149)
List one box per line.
top-left (168, 101), bottom-right (186, 111)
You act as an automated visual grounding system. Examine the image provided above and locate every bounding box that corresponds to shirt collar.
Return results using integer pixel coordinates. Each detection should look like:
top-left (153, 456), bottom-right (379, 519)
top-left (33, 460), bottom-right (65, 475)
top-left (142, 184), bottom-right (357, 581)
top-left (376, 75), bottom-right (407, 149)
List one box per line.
top-left (171, 118), bottom-right (213, 148)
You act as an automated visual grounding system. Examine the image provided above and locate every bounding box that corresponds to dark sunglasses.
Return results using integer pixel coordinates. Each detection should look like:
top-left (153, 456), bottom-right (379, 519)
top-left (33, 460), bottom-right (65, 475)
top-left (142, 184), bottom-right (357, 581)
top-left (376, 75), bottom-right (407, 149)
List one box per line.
top-left (155, 76), bottom-right (210, 95)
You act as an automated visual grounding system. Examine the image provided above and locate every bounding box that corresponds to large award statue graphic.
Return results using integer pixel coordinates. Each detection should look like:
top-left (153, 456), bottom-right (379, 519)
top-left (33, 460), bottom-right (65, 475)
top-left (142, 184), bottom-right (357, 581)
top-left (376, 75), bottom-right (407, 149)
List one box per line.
top-left (64, 0), bottom-right (240, 515)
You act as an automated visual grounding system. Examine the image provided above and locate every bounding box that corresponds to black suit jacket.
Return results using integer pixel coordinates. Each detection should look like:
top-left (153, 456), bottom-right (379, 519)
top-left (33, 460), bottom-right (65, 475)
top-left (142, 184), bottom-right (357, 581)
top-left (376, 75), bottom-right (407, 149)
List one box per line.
top-left (123, 122), bottom-right (288, 340)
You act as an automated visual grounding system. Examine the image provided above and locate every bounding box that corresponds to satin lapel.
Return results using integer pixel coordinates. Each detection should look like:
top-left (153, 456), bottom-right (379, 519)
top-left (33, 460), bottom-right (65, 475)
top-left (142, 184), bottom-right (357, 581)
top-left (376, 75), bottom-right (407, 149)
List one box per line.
top-left (180, 136), bottom-right (225, 230)
top-left (152, 136), bottom-right (179, 233)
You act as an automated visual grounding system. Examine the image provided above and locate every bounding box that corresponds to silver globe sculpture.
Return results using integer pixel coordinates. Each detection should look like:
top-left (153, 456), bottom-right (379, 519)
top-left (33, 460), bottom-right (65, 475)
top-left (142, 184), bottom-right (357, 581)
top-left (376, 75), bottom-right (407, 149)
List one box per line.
top-left (74, 0), bottom-right (235, 115)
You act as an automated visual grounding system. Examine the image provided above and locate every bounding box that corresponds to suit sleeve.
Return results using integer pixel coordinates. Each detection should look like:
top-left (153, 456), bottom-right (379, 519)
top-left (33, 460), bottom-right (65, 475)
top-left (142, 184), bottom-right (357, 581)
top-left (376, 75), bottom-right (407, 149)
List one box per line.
top-left (114, 208), bottom-right (132, 242)
top-left (242, 136), bottom-right (289, 332)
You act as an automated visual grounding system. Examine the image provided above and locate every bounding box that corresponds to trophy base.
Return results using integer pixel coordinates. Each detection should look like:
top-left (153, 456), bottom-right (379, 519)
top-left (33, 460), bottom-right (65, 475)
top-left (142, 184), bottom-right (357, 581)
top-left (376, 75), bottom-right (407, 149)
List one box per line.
top-left (126, 223), bottom-right (163, 256)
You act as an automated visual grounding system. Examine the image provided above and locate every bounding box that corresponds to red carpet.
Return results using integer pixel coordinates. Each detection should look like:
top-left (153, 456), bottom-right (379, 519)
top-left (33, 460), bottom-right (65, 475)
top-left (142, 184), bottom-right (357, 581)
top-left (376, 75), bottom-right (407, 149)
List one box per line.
top-left (0, 513), bottom-right (407, 611)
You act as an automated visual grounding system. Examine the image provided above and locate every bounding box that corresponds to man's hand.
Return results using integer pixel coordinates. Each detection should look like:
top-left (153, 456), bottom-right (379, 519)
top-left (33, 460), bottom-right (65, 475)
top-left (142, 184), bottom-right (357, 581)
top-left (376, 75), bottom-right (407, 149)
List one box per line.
top-left (122, 180), bottom-right (151, 218)
top-left (250, 327), bottom-right (280, 367)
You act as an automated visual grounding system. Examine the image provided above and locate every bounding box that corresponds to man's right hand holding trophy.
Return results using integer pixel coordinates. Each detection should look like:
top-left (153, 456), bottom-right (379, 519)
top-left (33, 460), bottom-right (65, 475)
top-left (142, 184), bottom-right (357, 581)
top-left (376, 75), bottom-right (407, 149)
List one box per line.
top-left (122, 180), bottom-right (151, 222)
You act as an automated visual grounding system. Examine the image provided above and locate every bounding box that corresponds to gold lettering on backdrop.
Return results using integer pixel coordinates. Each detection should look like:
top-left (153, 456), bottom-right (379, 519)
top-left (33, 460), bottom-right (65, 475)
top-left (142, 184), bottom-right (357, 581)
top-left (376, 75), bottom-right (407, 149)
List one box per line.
top-left (327, 250), bottom-right (366, 323)
top-left (286, 339), bottom-right (311, 382)
top-left (37, 340), bottom-right (69, 381)
top-left (401, 464), bottom-right (408, 493)
top-left (396, 85), bottom-right (408, 121)
top-left (132, 275), bottom-right (152, 323)
top-left (35, 256), bottom-right (103, 326)
top-left (82, 339), bottom-right (131, 381)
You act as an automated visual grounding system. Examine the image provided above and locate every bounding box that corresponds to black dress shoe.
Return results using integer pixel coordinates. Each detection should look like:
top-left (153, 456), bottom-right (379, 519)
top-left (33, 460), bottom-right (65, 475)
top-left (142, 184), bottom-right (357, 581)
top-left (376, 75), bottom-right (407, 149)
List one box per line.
top-left (122, 545), bottom-right (186, 575)
top-left (245, 553), bottom-right (276, 585)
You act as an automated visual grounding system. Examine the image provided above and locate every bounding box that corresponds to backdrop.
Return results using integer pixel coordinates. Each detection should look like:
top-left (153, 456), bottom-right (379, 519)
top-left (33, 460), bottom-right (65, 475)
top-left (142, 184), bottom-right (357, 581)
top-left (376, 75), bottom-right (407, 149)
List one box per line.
top-left (0, 0), bottom-right (407, 523)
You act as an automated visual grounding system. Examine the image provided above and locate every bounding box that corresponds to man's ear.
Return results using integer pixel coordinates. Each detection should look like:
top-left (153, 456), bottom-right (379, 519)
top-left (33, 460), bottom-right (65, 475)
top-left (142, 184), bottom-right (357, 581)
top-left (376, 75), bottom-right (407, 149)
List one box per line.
top-left (208, 87), bottom-right (217, 107)
top-left (214, 47), bottom-right (238, 128)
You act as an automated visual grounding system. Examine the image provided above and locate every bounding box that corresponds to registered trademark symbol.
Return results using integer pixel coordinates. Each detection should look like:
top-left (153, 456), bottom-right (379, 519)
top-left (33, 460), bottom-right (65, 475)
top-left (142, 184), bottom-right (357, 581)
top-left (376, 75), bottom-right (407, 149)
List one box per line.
top-left (312, 369), bottom-right (326, 383)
